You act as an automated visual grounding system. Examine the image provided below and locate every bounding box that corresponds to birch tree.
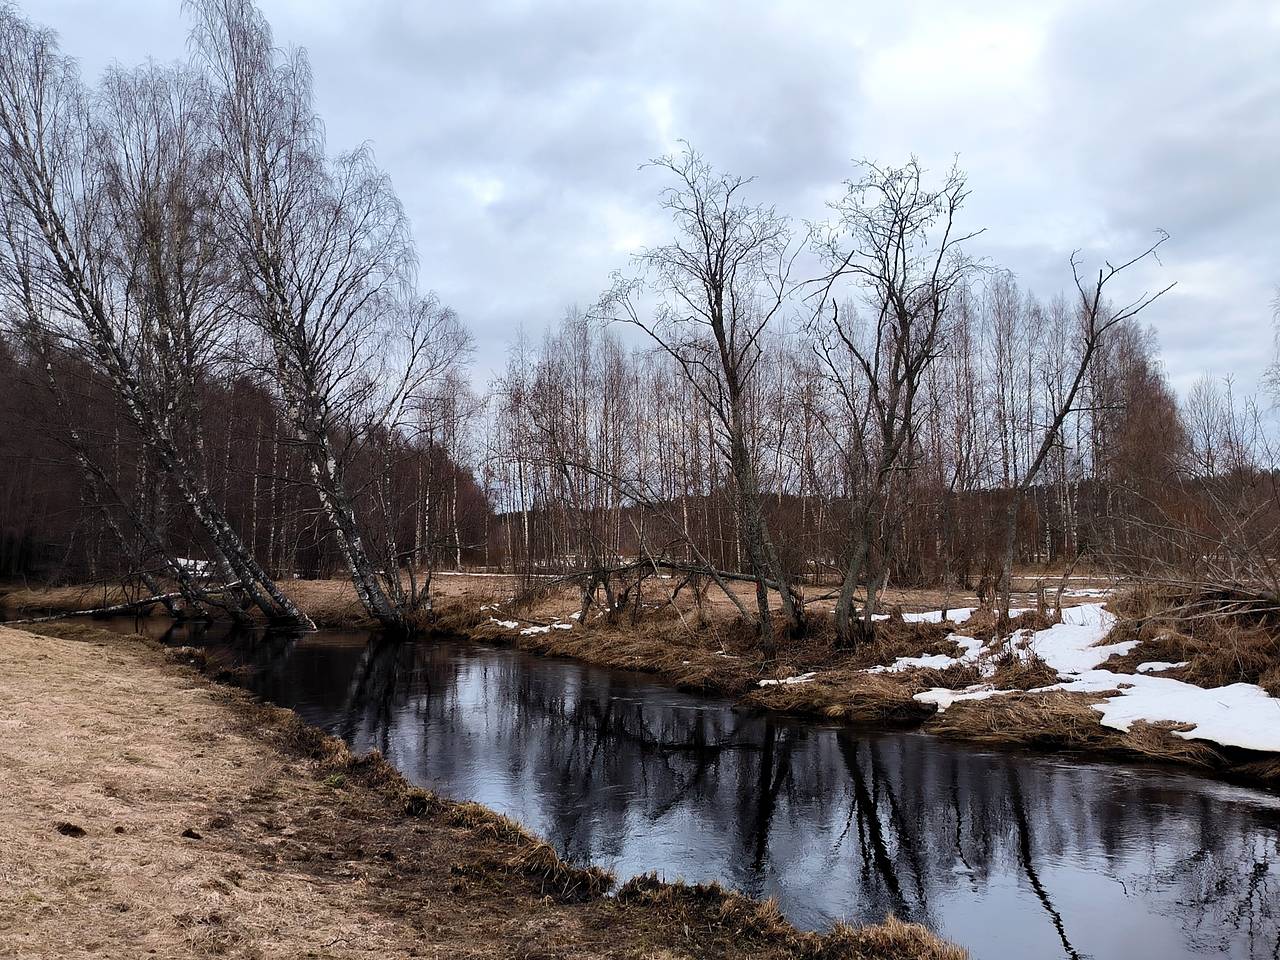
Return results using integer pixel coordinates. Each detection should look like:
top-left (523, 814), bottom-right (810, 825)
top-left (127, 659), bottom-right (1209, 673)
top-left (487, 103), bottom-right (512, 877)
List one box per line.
top-left (0, 5), bottom-right (311, 627)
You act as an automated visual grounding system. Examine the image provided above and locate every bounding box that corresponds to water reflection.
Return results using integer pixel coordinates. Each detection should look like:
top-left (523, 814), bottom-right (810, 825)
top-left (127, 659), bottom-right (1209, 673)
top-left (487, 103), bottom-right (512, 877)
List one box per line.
top-left (102, 619), bottom-right (1280, 960)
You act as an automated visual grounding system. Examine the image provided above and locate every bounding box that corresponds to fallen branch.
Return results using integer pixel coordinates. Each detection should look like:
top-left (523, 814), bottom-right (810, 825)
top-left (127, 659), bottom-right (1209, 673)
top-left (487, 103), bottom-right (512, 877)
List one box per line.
top-left (2, 585), bottom-right (241, 625)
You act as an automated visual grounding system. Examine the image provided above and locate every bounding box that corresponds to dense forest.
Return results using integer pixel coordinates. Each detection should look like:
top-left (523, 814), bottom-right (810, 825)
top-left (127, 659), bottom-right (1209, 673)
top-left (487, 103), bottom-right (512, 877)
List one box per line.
top-left (0, 0), bottom-right (1275, 642)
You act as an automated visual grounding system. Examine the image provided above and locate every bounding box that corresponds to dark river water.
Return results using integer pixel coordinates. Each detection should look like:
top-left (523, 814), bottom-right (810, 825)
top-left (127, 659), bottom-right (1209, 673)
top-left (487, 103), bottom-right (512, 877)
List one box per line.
top-left (84, 617), bottom-right (1280, 960)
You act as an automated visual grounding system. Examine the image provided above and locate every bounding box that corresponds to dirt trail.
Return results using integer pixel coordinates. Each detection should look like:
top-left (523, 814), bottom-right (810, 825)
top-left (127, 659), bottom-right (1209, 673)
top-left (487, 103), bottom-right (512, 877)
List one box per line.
top-left (0, 624), bottom-right (963, 960)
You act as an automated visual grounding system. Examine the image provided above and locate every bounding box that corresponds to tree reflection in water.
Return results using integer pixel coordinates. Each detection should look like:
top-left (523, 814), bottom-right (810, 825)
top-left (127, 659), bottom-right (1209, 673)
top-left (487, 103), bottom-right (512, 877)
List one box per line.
top-left (116, 620), bottom-right (1280, 960)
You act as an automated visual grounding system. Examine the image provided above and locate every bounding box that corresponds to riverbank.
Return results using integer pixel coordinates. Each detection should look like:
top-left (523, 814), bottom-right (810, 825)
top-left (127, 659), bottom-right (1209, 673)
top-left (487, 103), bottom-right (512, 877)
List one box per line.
top-left (5, 573), bottom-right (1280, 788)
top-left (0, 619), bottom-right (964, 959)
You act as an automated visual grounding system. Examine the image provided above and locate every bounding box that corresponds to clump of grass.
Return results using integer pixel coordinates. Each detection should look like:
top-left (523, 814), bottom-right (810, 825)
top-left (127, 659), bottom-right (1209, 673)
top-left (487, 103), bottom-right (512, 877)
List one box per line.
top-left (928, 691), bottom-right (1121, 751)
top-left (929, 690), bottom-right (1228, 770)
top-left (1233, 757), bottom-right (1280, 786)
top-left (614, 875), bottom-right (970, 958)
top-left (989, 652), bottom-right (1060, 690)
top-left (446, 801), bottom-right (613, 900)
top-left (808, 915), bottom-right (969, 960)
top-left (617, 874), bottom-right (794, 941)
top-left (842, 621), bottom-right (959, 671)
top-left (1121, 720), bottom-right (1220, 768)
top-left (908, 662), bottom-right (984, 690)
top-left (747, 671), bottom-right (938, 726)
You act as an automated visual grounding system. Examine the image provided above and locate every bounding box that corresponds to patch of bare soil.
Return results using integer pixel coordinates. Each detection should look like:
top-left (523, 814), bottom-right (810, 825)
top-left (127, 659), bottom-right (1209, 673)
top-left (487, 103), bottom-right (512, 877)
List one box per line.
top-left (0, 623), bottom-right (964, 960)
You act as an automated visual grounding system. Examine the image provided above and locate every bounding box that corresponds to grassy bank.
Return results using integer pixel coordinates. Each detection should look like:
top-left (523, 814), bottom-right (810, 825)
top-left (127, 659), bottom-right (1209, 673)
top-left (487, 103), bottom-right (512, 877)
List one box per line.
top-left (0, 618), bottom-right (965, 959)
top-left (5, 573), bottom-right (1280, 788)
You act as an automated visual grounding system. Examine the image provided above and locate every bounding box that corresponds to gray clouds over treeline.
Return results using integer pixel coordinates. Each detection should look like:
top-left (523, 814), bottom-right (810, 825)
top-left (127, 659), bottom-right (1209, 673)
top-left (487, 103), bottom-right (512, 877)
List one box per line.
top-left (37, 0), bottom-right (1280, 390)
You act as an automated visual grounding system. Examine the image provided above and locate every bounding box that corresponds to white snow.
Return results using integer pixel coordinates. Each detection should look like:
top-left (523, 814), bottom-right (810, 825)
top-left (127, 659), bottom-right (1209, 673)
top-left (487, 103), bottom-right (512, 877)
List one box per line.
top-left (901, 607), bottom-right (976, 624)
top-left (519, 622), bottom-right (574, 636)
top-left (914, 684), bottom-right (1007, 710)
top-left (869, 633), bottom-right (984, 674)
top-left (1048, 670), bottom-right (1280, 753)
top-left (488, 617), bottom-right (519, 630)
top-left (904, 600), bottom-right (1280, 754)
top-left (1023, 603), bottom-right (1136, 674)
top-left (176, 557), bottom-right (212, 577)
top-left (758, 671), bottom-right (818, 688)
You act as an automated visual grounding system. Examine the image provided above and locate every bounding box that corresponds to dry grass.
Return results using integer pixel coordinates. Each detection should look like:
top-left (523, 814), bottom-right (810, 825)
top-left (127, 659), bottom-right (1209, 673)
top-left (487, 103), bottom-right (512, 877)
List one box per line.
top-left (837, 619), bottom-right (958, 671)
top-left (811, 916), bottom-right (969, 960)
top-left (926, 690), bottom-right (1225, 769)
top-left (746, 671), bottom-right (939, 725)
top-left (4, 619), bottom-right (968, 960)
top-left (616, 877), bottom-right (967, 960)
top-left (989, 653), bottom-right (1060, 690)
top-left (928, 691), bottom-right (1122, 751)
top-left (1102, 587), bottom-right (1280, 695)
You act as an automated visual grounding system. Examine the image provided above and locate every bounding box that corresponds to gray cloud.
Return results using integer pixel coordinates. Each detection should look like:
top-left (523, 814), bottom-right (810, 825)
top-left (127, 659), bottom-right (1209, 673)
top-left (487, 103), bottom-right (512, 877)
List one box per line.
top-left (36, 0), bottom-right (1279, 392)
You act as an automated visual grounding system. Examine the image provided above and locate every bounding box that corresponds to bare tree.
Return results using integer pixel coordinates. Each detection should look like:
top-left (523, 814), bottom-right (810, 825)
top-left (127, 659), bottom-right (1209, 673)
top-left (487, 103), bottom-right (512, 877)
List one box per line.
top-left (0, 5), bottom-right (311, 627)
top-left (602, 145), bottom-right (804, 651)
top-left (190, 0), bottom-right (461, 629)
top-left (810, 160), bottom-right (979, 646)
top-left (993, 235), bottom-right (1174, 623)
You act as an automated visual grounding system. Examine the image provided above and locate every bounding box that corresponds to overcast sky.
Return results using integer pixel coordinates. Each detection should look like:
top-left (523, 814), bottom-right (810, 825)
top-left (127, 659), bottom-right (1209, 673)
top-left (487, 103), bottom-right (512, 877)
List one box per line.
top-left (33, 0), bottom-right (1280, 393)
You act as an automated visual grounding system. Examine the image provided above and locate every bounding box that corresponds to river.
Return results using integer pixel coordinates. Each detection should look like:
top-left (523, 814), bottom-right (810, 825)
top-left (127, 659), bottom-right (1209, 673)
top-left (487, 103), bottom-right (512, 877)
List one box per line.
top-left (83, 616), bottom-right (1280, 960)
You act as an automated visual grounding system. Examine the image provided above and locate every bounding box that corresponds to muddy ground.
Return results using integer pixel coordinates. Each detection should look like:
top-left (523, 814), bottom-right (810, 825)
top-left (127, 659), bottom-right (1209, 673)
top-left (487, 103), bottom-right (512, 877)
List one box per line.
top-left (0, 621), bottom-right (963, 960)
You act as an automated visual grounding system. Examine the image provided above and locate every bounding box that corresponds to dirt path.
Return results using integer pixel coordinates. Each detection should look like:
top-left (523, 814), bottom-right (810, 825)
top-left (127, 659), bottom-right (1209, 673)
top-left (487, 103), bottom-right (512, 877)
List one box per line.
top-left (0, 624), bottom-right (962, 960)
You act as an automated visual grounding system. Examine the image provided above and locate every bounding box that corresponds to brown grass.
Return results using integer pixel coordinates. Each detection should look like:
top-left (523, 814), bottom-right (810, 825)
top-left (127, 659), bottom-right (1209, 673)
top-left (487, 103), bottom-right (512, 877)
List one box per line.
top-left (746, 671), bottom-right (939, 725)
top-left (928, 691), bottom-right (1121, 751)
top-left (6, 619), bottom-right (968, 959)
top-left (926, 691), bottom-right (1224, 769)
top-left (989, 653), bottom-right (1060, 690)
top-left (837, 619), bottom-right (959, 670)
top-left (1102, 587), bottom-right (1280, 695)
top-left (811, 915), bottom-right (969, 960)
top-left (615, 876), bottom-right (967, 960)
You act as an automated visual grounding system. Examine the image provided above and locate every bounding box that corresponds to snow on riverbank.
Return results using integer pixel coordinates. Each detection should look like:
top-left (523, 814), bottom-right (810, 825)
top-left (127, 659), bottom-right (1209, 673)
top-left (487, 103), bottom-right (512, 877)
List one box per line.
top-left (913, 602), bottom-right (1280, 754)
top-left (869, 632), bottom-right (985, 673)
top-left (1059, 671), bottom-right (1280, 753)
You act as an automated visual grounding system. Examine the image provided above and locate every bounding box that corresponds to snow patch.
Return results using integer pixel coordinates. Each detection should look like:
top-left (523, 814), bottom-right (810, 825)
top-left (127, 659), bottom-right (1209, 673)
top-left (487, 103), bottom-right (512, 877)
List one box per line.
top-left (869, 633), bottom-right (984, 674)
top-left (901, 607), bottom-right (976, 624)
top-left (519, 622), bottom-right (574, 636)
top-left (915, 684), bottom-right (1008, 710)
top-left (1025, 603), bottom-right (1136, 675)
top-left (1050, 670), bottom-right (1280, 753)
top-left (908, 601), bottom-right (1280, 754)
top-left (758, 672), bottom-right (818, 688)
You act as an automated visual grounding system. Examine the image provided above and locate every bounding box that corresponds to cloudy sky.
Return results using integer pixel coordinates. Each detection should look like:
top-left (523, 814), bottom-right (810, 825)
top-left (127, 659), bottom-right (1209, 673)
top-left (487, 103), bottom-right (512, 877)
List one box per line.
top-left (34, 0), bottom-right (1280, 393)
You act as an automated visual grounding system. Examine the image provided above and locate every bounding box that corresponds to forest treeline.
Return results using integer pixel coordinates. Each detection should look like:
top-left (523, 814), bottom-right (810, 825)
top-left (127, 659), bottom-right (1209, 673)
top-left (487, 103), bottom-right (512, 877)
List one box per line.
top-left (0, 0), bottom-right (1275, 642)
